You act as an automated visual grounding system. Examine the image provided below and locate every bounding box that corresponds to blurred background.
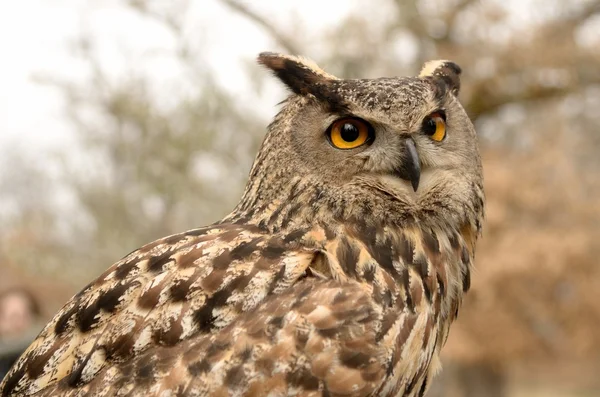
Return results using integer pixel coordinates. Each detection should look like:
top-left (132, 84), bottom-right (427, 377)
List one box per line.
top-left (0, 0), bottom-right (599, 395)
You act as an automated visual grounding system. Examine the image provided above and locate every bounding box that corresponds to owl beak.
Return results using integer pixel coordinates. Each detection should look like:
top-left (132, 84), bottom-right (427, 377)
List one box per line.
top-left (396, 138), bottom-right (421, 192)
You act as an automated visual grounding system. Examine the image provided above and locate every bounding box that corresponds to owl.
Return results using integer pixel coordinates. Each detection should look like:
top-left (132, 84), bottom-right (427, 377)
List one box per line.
top-left (0, 53), bottom-right (484, 397)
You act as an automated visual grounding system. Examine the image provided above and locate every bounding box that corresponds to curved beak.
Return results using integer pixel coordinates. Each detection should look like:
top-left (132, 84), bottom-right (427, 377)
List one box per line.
top-left (395, 138), bottom-right (421, 192)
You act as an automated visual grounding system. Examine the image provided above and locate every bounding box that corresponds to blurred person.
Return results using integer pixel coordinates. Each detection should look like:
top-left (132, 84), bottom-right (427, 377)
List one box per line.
top-left (0, 287), bottom-right (42, 381)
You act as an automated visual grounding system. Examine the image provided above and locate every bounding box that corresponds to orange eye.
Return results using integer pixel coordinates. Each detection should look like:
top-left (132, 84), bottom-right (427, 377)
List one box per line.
top-left (422, 112), bottom-right (446, 142)
top-left (328, 118), bottom-right (372, 149)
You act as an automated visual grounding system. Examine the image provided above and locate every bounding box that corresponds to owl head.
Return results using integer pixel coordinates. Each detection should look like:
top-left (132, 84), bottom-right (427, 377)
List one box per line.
top-left (233, 53), bottom-right (483, 232)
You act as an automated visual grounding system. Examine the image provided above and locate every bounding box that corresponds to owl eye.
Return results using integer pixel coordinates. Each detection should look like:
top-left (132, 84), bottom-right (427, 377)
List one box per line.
top-left (422, 112), bottom-right (446, 142)
top-left (328, 118), bottom-right (373, 149)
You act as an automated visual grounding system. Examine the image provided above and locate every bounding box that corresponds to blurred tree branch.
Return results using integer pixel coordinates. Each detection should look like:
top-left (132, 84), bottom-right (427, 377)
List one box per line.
top-left (385, 0), bottom-right (600, 119)
top-left (219, 0), bottom-right (302, 54)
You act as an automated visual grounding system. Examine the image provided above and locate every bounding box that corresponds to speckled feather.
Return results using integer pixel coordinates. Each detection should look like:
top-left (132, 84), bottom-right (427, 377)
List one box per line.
top-left (0, 53), bottom-right (484, 397)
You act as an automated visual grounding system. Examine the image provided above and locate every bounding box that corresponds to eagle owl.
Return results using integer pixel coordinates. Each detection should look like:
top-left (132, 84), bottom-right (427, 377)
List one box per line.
top-left (0, 53), bottom-right (484, 397)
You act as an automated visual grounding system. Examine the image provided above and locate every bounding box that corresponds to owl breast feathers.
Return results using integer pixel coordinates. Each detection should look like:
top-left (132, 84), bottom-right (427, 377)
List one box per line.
top-left (0, 53), bottom-right (484, 397)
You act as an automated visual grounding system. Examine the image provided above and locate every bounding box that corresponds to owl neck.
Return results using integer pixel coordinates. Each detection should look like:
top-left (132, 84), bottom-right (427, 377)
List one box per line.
top-left (226, 173), bottom-right (481, 242)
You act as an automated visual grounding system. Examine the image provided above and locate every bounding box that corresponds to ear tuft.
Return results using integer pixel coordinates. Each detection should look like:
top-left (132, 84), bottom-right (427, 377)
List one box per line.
top-left (257, 52), bottom-right (338, 96)
top-left (419, 60), bottom-right (462, 96)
